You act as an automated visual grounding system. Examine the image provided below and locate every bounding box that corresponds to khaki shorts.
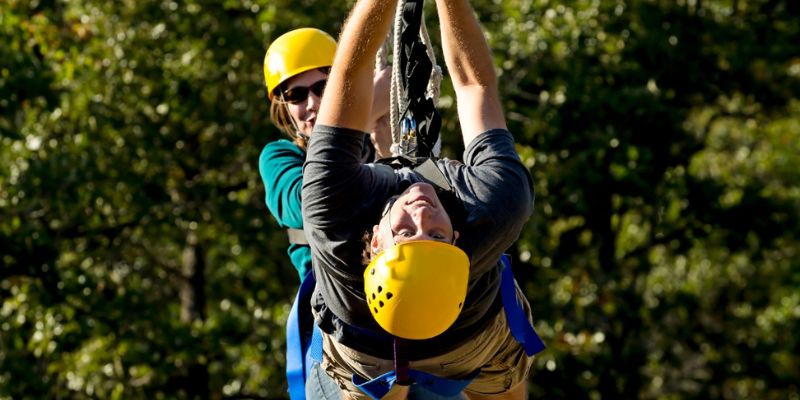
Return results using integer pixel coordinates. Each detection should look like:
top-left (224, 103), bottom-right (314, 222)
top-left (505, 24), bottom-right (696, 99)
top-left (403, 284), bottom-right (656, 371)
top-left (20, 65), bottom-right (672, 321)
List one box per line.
top-left (319, 286), bottom-right (536, 400)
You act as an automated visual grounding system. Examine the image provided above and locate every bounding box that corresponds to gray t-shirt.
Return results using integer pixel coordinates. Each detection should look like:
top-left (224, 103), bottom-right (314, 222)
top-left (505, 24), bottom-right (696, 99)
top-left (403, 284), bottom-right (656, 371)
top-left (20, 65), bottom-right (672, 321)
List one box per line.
top-left (302, 125), bottom-right (534, 360)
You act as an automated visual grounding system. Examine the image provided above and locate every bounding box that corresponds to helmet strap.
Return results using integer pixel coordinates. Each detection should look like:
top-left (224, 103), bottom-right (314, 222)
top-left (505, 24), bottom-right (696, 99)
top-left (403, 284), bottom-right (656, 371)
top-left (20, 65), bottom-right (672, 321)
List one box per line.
top-left (393, 338), bottom-right (412, 385)
top-left (378, 210), bottom-right (396, 248)
top-left (377, 196), bottom-right (399, 248)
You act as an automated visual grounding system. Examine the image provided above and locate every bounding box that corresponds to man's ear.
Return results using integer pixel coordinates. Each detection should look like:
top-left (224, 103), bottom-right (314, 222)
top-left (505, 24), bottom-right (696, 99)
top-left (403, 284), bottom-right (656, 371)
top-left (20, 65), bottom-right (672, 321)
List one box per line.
top-left (452, 230), bottom-right (460, 245)
top-left (370, 225), bottom-right (382, 256)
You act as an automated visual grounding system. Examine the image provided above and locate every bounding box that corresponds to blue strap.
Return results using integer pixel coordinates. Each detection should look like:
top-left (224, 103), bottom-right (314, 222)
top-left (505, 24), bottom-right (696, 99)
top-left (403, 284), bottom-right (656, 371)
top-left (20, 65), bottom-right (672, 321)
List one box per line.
top-left (353, 369), bottom-right (478, 399)
top-left (407, 369), bottom-right (478, 397)
top-left (287, 272), bottom-right (317, 400)
top-left (308, 322), bottom-right (324, 363)
top-left (352, 371), bottom-right (395, 399)
top-left (500, 255), bottom-right (546, 356)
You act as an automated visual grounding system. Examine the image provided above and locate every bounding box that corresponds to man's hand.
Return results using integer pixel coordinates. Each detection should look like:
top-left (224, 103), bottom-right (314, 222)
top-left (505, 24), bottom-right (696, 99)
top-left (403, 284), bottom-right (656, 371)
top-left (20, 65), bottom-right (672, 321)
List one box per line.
top-left (370, 66), bottom-right (392, 126)
top-left (370, 113), bottom-right (393, 159)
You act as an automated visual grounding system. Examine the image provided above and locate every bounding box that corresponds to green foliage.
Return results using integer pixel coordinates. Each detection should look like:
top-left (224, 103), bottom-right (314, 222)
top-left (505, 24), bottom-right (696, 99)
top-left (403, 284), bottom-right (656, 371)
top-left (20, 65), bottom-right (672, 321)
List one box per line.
top-left (2, 0), bottom-right (799, 399)
top-left (1, 0), bottom-right (307, 398)
top-left (483, 1), bottom-right (800, 399)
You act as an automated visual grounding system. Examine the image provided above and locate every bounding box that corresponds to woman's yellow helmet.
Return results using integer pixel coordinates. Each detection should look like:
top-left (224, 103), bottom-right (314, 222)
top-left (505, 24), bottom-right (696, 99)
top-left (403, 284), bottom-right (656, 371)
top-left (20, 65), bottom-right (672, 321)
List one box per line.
top-left (263, 28), bottom-right (337, 98)
top-left (364, 241), bottom-right (470, 340)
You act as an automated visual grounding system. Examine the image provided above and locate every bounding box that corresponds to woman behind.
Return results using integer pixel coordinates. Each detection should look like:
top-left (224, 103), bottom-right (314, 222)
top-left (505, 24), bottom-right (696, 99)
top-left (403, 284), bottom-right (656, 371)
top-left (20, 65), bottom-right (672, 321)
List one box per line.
top-left (260, 28), bottom-right (393, 400)
top-left (260, 28), bottom-right (390, 280)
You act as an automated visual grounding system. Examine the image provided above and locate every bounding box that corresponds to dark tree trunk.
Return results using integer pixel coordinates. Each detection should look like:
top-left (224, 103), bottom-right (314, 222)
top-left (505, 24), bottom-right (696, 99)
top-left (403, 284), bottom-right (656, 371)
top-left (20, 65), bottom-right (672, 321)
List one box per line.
top-left (180, 232), bottom-right (209, 399)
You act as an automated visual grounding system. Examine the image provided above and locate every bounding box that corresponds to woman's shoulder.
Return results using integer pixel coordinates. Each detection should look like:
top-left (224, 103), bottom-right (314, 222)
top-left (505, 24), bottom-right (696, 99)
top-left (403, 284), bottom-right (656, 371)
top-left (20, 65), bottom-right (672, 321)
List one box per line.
top-left (261, 138), bottom-right (303, 157)
top-left (259, 139), bottom-right (305, 178)
top-left (260, 139), bottom-right (305, 165)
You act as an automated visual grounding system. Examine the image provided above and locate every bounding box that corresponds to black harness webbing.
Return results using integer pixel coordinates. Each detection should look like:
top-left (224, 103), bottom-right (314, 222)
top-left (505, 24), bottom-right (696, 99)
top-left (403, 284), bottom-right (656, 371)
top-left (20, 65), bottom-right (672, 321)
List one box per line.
top-left (396, 0), bottom-right (441, 159)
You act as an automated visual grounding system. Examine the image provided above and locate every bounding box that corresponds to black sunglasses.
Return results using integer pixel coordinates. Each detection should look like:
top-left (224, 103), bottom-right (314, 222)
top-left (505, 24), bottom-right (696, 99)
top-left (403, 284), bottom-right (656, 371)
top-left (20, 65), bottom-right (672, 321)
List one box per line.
top-left (281, 79), bottom-right (327, 105)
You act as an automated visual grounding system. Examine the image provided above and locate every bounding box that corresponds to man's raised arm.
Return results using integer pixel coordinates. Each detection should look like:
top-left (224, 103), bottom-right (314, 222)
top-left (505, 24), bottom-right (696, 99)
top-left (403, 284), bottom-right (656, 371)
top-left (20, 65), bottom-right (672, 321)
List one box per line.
top-left (317, 0), bottom-right (398, 132)
top-left (434, 0), bottom-right (507, 147)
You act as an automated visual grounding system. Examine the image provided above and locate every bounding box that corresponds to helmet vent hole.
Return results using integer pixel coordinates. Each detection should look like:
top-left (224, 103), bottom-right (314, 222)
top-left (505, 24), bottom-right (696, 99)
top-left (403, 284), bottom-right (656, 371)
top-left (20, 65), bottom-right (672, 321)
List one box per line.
top-left (370, 268), bottom-right (375, 275)
top-left (458, 302), bottom-right (463, 309)
top-left (379, 301), bottom-right (384, 308)
top-left (386, 292), bottom-right (393, 300)
top-left (373, 307), bottom-right (378, 314)
top-left (377, 286), bottom-right (383, 293)
top-left (372, 293), bottom-right (376, 300)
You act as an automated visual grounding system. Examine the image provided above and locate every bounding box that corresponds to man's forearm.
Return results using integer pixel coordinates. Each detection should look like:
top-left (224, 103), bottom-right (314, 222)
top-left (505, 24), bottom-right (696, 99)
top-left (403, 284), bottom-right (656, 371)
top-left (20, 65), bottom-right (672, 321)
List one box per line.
top-left (317, 0), bottom-right (398, 131)
top-left (434, 0), bottom-right (496, 89)
top-left (434, 0), bottom-right (506, 147)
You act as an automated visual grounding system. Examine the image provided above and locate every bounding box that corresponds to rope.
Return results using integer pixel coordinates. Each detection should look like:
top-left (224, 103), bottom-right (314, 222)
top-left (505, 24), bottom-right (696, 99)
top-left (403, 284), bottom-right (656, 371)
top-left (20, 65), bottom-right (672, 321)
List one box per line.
top-left (389, 0), bottom-right (405, 156)
top-left (419, 14), bottom-right (443, 157)
top-left (420, 14), bottom-right (442, 104)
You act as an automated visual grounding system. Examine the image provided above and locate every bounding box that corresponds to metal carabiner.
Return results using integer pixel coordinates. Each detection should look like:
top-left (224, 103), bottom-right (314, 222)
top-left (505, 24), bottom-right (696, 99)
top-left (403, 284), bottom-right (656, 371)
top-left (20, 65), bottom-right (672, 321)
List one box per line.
top-left (400, 115), bottom-right (418, 156)
top-left (401, 115), bottom-right (417, 139)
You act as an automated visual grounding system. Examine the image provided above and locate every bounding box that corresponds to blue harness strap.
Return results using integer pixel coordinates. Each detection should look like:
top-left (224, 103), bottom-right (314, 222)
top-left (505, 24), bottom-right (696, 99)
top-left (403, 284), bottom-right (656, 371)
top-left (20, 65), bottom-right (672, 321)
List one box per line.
top-left (353, 368), bottom-right (478, 398)
top-left (347, 255), bottom-right (546, 399)
top-left (286, 271), bottom-right (317, 400)
top-left (500, 255), bottom-right (546, 356)
top-left (307, 320), bottom-right (324, 363)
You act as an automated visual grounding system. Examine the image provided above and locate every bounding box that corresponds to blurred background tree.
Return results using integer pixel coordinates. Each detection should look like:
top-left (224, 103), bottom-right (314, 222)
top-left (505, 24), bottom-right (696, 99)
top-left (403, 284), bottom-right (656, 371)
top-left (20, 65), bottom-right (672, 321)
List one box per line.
top-left (1, 0), bottom-right (798, 399)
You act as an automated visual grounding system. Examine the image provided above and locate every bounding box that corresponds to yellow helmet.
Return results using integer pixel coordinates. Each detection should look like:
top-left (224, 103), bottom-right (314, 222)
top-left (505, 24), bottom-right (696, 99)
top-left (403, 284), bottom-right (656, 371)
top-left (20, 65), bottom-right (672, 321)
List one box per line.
top-left (364, 241), bottom-right (470, 340)
top-left (264, 28), bottom-right (337, 99)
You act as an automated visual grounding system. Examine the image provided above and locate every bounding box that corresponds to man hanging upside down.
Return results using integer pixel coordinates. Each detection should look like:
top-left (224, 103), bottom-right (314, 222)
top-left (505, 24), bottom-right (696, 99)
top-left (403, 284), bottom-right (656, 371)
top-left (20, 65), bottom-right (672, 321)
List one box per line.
top-left (302, 0), bottom-right (542, 398)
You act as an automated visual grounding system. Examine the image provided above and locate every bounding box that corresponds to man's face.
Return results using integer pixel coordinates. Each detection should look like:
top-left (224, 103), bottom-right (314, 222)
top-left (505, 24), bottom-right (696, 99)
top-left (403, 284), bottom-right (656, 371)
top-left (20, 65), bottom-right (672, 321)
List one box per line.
top-left (371, 183), bottom-right (458, 255)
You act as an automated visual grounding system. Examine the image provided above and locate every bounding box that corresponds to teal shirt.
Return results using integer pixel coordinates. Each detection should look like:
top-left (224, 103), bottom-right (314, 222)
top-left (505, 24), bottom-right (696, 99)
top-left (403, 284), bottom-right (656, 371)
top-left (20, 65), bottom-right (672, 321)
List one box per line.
top-left (258, 139), bottom-right (311, 279)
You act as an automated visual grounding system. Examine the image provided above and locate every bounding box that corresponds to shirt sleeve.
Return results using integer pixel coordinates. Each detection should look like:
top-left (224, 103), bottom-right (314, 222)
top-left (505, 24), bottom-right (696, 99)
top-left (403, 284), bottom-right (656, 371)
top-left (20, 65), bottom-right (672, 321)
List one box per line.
top-left (302, 125), bottom-right (400, 286)
top-left (302, 125), bottom-right (396, 231)
top-left (259, 140), bottom-right (304, 229)
top-left (463, 129), bottom-right (534, 207)
top-left (440, 129), bottom-right (535, 276)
